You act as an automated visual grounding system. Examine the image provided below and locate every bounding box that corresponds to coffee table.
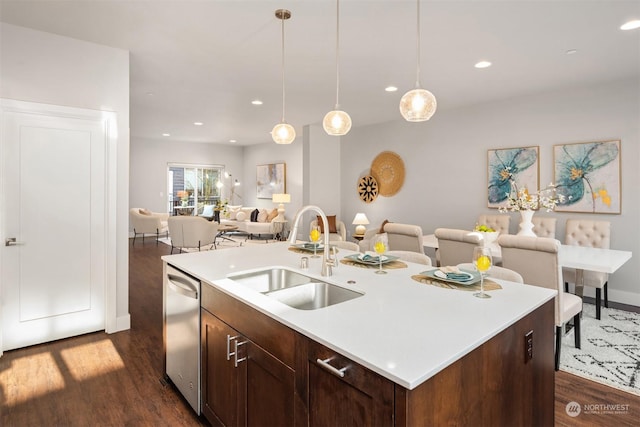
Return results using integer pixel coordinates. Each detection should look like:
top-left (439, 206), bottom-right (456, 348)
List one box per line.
top-left (216, 224), bottom-right (239, 245)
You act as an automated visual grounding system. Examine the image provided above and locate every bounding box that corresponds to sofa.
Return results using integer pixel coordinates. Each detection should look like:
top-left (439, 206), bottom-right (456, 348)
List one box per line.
top-left (220, 206), bottom-right (281, 239)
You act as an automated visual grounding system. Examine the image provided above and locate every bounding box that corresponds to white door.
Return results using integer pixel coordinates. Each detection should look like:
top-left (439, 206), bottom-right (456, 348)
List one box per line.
top-left (1, 103), bottom-right (108, 351)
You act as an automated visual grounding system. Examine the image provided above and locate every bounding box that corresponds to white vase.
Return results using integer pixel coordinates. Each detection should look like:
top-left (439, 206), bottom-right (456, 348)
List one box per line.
top-left (517, 210), bottom-right (536, 237)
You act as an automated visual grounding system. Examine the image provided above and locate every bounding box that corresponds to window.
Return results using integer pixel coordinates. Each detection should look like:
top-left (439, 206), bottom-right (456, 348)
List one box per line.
top-left (167, 164), bottom-right (223, 215)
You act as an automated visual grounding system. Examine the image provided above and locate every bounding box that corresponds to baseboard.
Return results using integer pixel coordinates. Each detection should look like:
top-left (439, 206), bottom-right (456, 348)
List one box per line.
top-left (109, 314), bottom-right (131, 333)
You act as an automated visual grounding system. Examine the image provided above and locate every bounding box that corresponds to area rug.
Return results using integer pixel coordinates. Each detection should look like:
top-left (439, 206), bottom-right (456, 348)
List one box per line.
top-left (560, 303), bottom-right (640, 396)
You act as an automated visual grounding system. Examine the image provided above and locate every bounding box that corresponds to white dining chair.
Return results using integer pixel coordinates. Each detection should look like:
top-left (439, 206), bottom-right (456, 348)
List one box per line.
top-left (457, 263), bottom-right (523, 283)
top-left (532, 216), bottom-right (557, 238)
top-left (330, 240), bottom-right (360, 252)
top-left (498, 234), bottom-right (582, 370)
top-left (387, 250), bottom-right (432, 266)
top-left (434, 228), bottom-right (484, 267)
top-left (563, 219), bottom-right (611, 320)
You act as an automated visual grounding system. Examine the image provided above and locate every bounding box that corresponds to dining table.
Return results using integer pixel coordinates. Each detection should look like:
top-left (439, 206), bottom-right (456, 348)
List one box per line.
top-left (423, 233), bottom-right (632, 300)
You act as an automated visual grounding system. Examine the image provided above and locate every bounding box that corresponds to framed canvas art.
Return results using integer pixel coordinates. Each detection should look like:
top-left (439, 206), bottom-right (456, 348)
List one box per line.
top-left (487, 146), bottom-right (539, 209)
top-left (256, 163), bottom-right (286, 199)
top-left (554, 140), bottom-right (621, 214)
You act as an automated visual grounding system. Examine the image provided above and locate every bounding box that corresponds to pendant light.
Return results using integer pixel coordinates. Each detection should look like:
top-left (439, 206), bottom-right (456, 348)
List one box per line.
top-left (323, 0), bottom-right (352, 136)
top-left (399, 0), bottom-right (437, 122)
top-left (272, 9), bottom-right (296, 144)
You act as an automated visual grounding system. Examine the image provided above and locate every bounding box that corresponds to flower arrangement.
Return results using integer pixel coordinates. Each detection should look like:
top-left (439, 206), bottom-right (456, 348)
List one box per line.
top-left (499, 182), bottom-right (565, 212)
top-left (177, 190), bottom-right (190, 207)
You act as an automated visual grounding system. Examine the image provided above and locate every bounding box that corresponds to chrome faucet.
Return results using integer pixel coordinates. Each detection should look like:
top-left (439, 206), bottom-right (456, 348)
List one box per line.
top-left (288, 205), bottom-right (336, 276)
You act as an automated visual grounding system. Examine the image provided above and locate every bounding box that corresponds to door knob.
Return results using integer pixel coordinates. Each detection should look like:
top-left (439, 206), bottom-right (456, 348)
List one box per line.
top-left (5, 237), bottom-right (24, 246)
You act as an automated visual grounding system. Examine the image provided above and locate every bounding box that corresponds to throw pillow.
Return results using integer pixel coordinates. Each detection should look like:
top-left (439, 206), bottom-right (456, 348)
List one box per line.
top-left (201, 205), bottom-right (215, 217)
top-left (250, 208), bottom-right (260, 222)
top-left (227, 205), bottom-right (242, 220)
top-left (257, 209), bottom-right (268, 223)
top-left (267, 208), bottom-right (279, 222)
top-left (316, 215), bottom-right (338, 234)
top-left (139, 208), bottom-right (152, 215)
top-left (236, 211), bottom-right (247, 221)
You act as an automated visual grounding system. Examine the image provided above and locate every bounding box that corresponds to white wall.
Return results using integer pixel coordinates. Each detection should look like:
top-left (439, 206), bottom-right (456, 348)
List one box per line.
top-left (242, 140), bottom-right (303, 226)
top-left (129, 138), bottom-right (244, 216)
top-left (0, 23), bottom-right (131, 329)
top-left (341, 77), bottom-right (640, 305)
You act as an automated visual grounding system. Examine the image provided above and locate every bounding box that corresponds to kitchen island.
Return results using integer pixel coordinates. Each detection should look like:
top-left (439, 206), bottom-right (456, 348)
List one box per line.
top-left (163, 242), bottom-right (556, 426)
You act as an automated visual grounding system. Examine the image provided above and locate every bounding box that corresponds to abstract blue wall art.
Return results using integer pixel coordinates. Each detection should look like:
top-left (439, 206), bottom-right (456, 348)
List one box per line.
top-left (487, 146), bottom-right (539, 209)
top-left (554, 140), bottom-right (621, 214)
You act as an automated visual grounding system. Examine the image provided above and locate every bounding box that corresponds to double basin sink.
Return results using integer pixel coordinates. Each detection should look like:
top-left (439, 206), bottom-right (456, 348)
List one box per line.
top-left (228, 267), bottom-right (363, 310)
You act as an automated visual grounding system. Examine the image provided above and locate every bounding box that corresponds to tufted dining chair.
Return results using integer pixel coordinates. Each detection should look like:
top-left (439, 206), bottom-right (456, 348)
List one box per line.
top-left (532, 216), bottom-right (557, 238)
top-left (498, 234), bottom-right (582, 370)
top-left (434, 228), bottom-right (484, 267)
top-left (168, 216), bottom-right (219, 254)
top-left (476, 214), bottom-right (510, 235)
top-left (563, 219), bottom-right (611, 320)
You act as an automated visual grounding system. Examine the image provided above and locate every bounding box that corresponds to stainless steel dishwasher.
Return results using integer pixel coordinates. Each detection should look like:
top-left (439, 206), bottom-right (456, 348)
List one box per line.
top-left (164, 263), bottom-right (201, 414)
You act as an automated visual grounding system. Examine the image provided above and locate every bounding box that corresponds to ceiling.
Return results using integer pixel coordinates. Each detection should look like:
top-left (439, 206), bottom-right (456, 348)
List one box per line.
top-left (1, 0), bottom-right (639, 146)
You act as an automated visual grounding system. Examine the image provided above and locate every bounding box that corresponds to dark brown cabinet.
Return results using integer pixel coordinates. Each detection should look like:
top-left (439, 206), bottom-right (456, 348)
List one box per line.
top-left (202, 282), bottom-right (555, 426)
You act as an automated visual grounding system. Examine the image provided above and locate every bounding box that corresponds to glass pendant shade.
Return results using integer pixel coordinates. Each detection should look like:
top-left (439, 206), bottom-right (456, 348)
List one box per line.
top-left (323, 109), bottom-right (352, 136)
top-left (399, 87), bottom-right (437, 122)
top-left (272, 122), bottom-right (296, 144)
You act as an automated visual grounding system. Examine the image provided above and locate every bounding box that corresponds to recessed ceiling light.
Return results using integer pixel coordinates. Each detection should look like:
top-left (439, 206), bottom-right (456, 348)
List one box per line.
top-left (251, 100), bottom-right (263, 105)
top-left (565, 49), bottom-right (578, 55)
top-left (229, 139), bottom-right (237, 143)
top-left (474, 61), bottom-right (492, 69)
top-left (620, 19), bottom-right (640, 30)
top-left (194, 122), bottom-right (203, 126)
top-left (385, 86), bottom-right (398, 92)
top-left (162, 133), bottom-right (170, 137)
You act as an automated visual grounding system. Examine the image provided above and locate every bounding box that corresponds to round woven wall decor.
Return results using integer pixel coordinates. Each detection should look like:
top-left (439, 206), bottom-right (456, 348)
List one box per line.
top-left (370, 151), bottom-right (405, 196)
top-left (357, 175), bottom-right (379, 203)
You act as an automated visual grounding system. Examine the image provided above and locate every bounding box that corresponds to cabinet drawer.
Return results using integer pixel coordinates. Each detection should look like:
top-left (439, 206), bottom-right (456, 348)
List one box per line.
top-left (306, 340), bottom-right (394, 426)
top-left (202, 284), bottom-right (295, 367)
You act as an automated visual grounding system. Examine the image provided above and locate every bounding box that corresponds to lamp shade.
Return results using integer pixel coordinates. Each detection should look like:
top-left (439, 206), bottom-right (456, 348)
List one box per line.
top-left (272, 123), bottom-right (296, 144)
top-left (272, 193), bottom-right (291, 204)
top-left (352, 213), bottom-right (369, 236)
top-left (399, 88), bottom-right (437, 122)
top-left (323, 110), bottom-right (352, 135)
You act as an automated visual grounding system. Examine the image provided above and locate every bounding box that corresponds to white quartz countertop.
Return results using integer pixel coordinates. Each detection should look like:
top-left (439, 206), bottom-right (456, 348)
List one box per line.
top-left (162, 243), bottom-right (556, 390)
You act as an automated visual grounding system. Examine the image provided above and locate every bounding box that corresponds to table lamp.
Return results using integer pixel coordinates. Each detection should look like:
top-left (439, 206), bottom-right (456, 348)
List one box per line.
top-left (352, 213), bottom-right (369, 236)
top-left (272, 193), bottom-right (291, 221)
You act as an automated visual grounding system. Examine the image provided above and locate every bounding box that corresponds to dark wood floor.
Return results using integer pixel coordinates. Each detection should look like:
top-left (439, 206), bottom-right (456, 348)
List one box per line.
top-left (1, 238), bottom-right (638, 426)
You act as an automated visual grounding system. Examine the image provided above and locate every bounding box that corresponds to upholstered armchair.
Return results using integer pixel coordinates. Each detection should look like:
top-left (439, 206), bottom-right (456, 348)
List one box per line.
top-left (130, 208), bottom-right (169, 245)
top-left (310, 216), bottom-right (347, 241)
top-left (563, 219), bottom-right (611, 320)
top-left (359, 222), bottom-right (423, 253)
top-left (168, 216), bottom-right (219, 254)
top-left (498, 234), bottom-right (582, 370)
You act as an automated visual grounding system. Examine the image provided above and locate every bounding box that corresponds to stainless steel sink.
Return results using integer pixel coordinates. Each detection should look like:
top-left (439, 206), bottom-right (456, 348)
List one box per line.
top-left (227, 267), bottom-right (313, 293)
top-left (228, 267), bottom-right (363, 310)
top-left (265, 282), bottom-right (363, 310)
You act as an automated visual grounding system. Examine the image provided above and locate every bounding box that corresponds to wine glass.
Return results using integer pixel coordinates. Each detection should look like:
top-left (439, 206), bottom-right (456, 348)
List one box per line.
top-left (473, 246), bottom-right (492, 299)
top-left (309, 225), bottom-right (321, 258)
top-left (373, 235), bottom-right (387, 275)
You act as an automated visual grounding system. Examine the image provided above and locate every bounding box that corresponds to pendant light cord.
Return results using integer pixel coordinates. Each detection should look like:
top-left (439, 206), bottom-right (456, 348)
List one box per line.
top-left (415, 0), bottom-right (421, 88)
top-left (281, 13), bottom-right (286, 122)
top-left (335, 0), bottom-right (341, 109)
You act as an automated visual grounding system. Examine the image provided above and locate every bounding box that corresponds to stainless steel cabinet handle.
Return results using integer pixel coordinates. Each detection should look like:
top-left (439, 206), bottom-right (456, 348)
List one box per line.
top-left (5, 237), bottom-right (25, 246)
top-left (316, 358), bottom-right (347, 378)
top-left (234, 339), bottom-right (247, 367)
top-left (226, 335), bottom-right (240, 361)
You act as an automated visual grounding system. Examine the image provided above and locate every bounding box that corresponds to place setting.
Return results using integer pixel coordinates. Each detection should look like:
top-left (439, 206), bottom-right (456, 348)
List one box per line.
top-left (340, 234), bottom-right (407, 271)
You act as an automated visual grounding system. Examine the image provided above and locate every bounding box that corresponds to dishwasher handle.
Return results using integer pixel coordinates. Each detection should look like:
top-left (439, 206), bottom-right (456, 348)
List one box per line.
top-left (167, 274), bottom-right (198, 299)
